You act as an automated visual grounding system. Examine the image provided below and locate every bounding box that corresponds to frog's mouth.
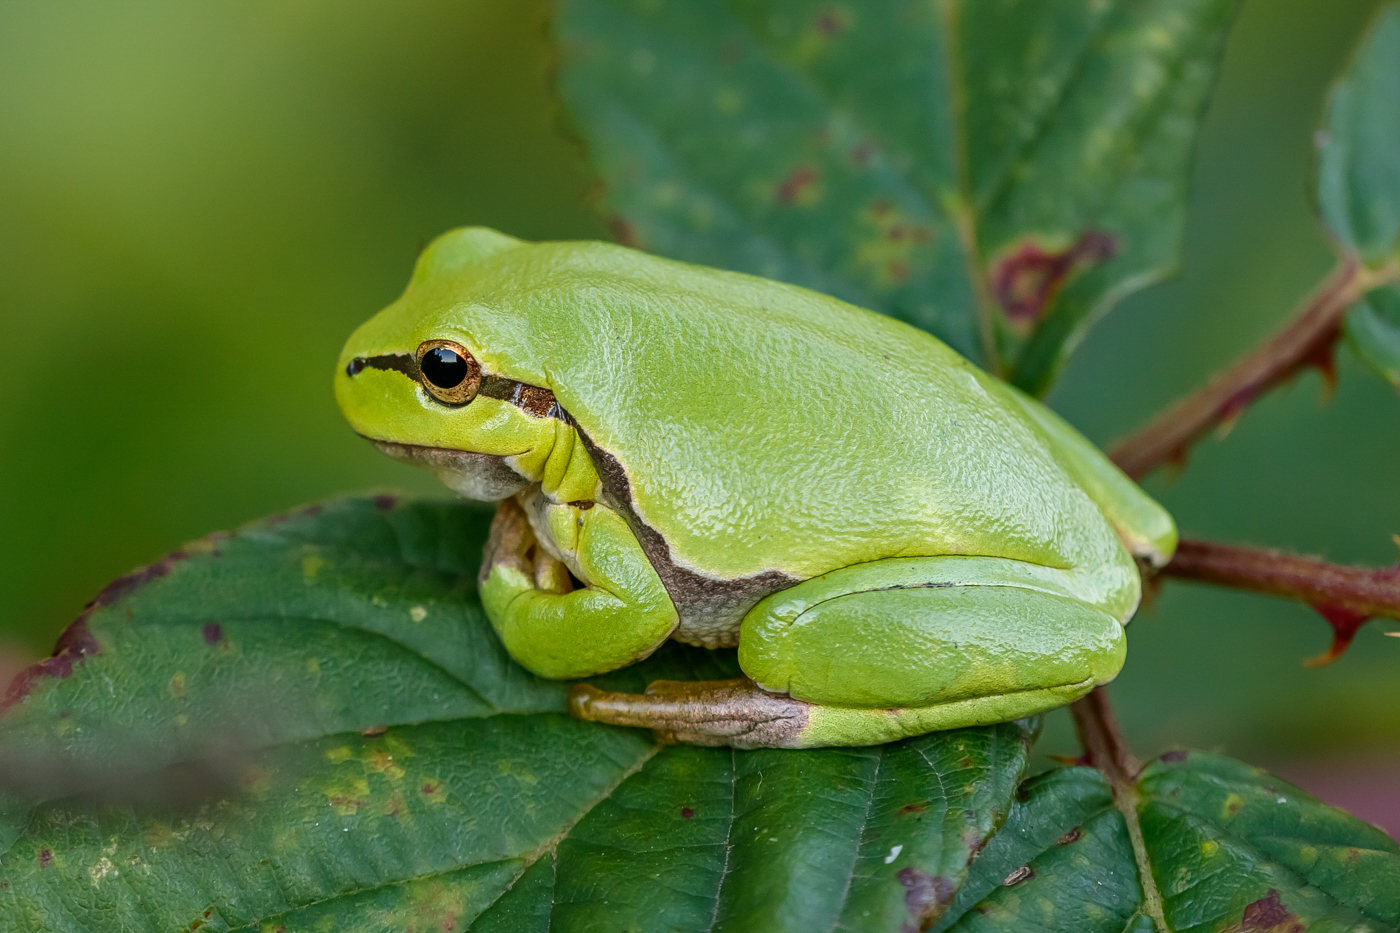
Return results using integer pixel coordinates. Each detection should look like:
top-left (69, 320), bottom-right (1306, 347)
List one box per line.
top-left (361, 436), bottom-right (530, 501)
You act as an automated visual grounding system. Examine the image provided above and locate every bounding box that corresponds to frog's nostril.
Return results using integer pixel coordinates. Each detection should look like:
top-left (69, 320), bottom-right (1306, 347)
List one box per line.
top-left (346, 358), bottom-right (367, 377)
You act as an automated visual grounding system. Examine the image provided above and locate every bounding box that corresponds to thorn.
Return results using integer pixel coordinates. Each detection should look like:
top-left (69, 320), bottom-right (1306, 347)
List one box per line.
top-left (1303, 603), bottom-right (1372, 667)
top-left (1164, 444), bottom-right (1191, 480)
top-left (1303, 332), bottom-right (1341, 398)
top-left (1387, 631), bottom-right (1400, 638)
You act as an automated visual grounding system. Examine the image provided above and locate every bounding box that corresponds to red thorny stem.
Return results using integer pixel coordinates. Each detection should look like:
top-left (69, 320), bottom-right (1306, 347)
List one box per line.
top-left (1160, 538), bottom-right (1400, 665)
top-left (1107, 256), bottom-right (1400, 482)
top-left (1100, 254), bottom-right (1400, 663)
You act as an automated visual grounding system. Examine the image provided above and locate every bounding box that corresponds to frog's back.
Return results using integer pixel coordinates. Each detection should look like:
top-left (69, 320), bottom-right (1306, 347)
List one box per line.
top-left (420, 237), bottom-right (1129, 584)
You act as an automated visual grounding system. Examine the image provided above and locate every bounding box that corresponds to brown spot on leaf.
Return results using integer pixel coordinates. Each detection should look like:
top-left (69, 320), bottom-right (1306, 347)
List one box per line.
top-left (373, 494), bottom-right (398, 511)
top-left (777, 165), bottom-right (819, 204)
top-left (896, 868), bottom-right (956, 932)
top-left (851, 142), bottom-right (877, 166)
top-left (1056, 827), bottom-right (1082, 845)
top-left (897, 803), bottom-right (928, 817)
top-left (1160, 749), bottom-right (1189, 762)
top-left (1003, 865), bottom-right (1034, 886)
top-left (201, 624), bottom-right (223, 645)
top-left (887, 259), bottom-right (911, 283)
top-left (607, 215), bottom-right (640, 249)
top-left (991, 230), bottom-right (1117, 331)
top-left (681, 806), bottom-right (694, 819)
top-left (361, 725), bottom-right (387, 737)
top-left (1240, 889), bottom-right (1304, 933)
top-left (39, 849), bottom-right (51, 868)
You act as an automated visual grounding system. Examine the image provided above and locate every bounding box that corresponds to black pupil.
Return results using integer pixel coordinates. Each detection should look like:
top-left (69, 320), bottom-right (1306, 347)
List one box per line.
top-left (421, 347), bottom-right (468, 388)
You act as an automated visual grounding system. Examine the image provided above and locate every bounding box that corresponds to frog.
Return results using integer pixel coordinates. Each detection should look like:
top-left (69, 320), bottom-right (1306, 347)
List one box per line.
top-left (335, 227), bottom-right (1177, 749)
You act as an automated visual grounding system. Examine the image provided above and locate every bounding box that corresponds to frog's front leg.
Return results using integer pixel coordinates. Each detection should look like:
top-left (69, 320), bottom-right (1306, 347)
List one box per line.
top-left (479, 496), bottom-right (678, 679)
top-left (569, 556), bottom-right (1126, 748)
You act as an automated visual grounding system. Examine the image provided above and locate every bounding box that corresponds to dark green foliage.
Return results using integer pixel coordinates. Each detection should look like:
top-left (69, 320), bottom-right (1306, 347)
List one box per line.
top-left (1, 500), bottom-right (1394, 931)
top-left (554, 0), bottom-right (1238, 393)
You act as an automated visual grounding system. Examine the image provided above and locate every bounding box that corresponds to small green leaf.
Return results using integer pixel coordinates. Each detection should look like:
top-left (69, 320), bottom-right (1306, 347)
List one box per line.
top-left (1318, 2), bottom-right (1400, 264)
top-left (0, 497), bottom-right (1033, 932)
top-left (553, 0), bottom-right (1238, 393)
top-left (1347, 283), bottom-right (1400, 389)
top-left (1318, 2), bottom-right (1400, 391)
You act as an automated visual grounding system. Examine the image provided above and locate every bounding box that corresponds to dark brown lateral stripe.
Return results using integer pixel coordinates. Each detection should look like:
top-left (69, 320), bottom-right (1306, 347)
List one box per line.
top-left (574, 425), bottom-right (795, 645)
top-left (347, 354), bottom-right (563, 420)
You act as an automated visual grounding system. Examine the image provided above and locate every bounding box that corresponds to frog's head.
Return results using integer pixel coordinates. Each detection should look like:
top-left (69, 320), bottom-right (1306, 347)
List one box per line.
top-left (335, 227), bottom-right (552, 500)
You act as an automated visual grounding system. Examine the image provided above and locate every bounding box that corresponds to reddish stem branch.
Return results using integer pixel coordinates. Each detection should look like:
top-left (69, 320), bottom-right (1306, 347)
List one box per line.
top-left (1161, 538), bottom-right (1400, 664)
top-left (1108, 257), bottom-right (1398, 481)
top-left (1069, 687), bottom-right (1139, 783)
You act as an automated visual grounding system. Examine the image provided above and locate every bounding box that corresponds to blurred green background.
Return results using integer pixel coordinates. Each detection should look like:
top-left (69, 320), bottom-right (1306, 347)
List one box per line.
top-left (1, 0), bottom-right (1396, 777)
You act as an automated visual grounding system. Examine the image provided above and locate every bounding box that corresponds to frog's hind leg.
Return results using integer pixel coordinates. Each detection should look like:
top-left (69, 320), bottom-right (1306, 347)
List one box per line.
top-left (569, 556), bottom-right (1126, 748)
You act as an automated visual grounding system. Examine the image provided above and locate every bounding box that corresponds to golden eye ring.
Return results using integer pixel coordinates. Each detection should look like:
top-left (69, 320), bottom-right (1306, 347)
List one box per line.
top-left (416, 339), bottom-right (482, 406)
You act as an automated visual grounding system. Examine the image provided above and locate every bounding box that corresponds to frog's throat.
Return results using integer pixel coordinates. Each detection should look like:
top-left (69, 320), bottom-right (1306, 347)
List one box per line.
top-left (347, 352), bottom-right (565, 419)
top-left (573, 427), bottom-right (798, 649)
top-left (367, 439), bottom-right (531, 500)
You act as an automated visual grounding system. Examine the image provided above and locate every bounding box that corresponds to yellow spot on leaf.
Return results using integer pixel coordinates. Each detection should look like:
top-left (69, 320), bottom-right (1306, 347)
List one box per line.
top-left (326, 778), bottom-right (371, 816)
top-left (420, 778), bottom-right (446, 804)
top-left (409, 605), bottom-right (427, 622)
top-left (302, 552), bottom-right (326, 581)
top-left (326, 746), bottom-right (353, 764)
top-left (366, 748), bottom-right (405, 781)
top-left (1221, 793), bottom-right (1244, 819)
top-left (168, 672), bottom-right (187, 699)
top-left (1201, 840), bottom-right (1219, 858)
top-left (306, 657), bottom-right (320, 675)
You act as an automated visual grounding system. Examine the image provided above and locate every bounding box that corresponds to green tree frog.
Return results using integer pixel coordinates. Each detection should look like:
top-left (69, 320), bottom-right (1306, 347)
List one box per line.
top-left (336, 227), bottom-right (1176, 748)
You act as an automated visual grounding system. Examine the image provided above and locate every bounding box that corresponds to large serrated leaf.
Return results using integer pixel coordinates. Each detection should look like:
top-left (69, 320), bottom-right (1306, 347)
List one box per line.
top-left (0, 497), bottom-right (1034, 933)
top-left (1320, 2), bottom-right (1400, 391)
top-left (928, 754), bottom-right (1400, 932)
top-left (552, 0), bottom-right (1237, 394)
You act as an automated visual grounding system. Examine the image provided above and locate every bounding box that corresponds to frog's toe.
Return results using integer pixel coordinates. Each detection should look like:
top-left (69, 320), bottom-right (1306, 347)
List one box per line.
top-left (568, 679), bottom-right (811, 749)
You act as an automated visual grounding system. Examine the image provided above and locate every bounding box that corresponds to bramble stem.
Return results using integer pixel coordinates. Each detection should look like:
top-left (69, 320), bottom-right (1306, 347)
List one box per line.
top-left (1160, 538), bottom-right (1400, 664)
top-left (1070, 688), bottom-right (1167, 932)
top-left (1069, 687), bottom-right (1138, 783)
top-left (1107, 256), bottom-right (1399, 481)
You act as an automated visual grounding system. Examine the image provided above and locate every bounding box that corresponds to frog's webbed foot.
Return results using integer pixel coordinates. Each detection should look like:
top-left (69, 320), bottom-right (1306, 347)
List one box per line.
top-left (568, 678), bottom-right (812, 749)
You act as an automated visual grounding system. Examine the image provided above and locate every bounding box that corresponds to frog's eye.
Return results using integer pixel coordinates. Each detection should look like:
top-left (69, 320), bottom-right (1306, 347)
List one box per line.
top-left (416, 340), bottom-right (481, 406)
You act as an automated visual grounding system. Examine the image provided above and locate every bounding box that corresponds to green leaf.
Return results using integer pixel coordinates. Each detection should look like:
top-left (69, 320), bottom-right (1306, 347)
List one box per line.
top-left (1318, 2), bottom-right (1400, 265)
top-left (1318, 2), bottom-right (1400, 392)
top-left (929, 754), bottom-right (1400, 932)
top-left (1346, 283), bottom-right (1400, 389)
top-left (552, 0), bottom-right (1238, 393)
top-left (0, 497), bottom-right (1035, 933)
